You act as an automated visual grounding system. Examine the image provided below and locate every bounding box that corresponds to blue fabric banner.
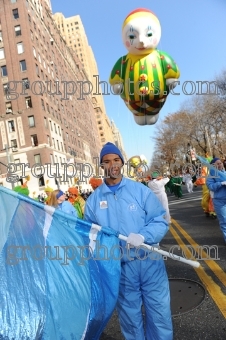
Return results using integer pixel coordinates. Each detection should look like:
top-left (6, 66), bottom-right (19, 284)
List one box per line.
top-left (0, 187), bottom-right (120, 339)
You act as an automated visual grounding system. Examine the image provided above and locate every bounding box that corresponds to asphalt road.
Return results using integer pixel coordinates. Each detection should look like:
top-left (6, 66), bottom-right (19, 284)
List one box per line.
top-left (100, 186), bottom-right (226, 340)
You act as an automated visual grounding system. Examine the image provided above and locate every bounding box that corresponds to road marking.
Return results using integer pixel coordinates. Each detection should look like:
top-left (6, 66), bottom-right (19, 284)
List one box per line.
top-left (171, 219), bottom-right (226, 286)
top-left (169, 197), bottom-right (202, 205)
top-left (170, 220), bottom-right (226, 318)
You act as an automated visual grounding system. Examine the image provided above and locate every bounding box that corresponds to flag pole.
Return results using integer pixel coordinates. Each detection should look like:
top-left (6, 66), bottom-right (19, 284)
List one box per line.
top-left (118, 234), bottom-right (200, 268)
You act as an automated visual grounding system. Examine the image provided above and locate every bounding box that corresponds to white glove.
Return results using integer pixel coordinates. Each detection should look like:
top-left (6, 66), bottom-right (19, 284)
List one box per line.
top-left (221, 181), bottom-right (226, 185)
top-left (126, 233), bottom-right (144, 247)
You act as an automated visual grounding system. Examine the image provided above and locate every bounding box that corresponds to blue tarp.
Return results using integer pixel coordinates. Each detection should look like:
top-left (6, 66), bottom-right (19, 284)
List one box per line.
top-left (0, 187), bottom-right (121, 339)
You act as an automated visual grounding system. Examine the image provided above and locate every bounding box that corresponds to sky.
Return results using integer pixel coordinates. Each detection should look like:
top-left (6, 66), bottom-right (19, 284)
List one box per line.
top-left (51, 0), bottom-right (226, 163)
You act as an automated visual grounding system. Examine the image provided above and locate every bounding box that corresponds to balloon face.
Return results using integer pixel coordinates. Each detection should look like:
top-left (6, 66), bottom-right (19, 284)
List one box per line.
top-left (122, 15), bottom-right (161, 55)
top-left (109, 8), bottom-right (180, 126)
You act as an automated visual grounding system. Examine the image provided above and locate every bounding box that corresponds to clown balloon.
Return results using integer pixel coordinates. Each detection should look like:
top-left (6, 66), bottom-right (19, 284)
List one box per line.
top-left (109, 8), bottom-right (180, 126)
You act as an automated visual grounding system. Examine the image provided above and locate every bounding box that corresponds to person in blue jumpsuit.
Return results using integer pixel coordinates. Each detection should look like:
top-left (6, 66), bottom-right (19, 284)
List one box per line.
top-left (84, 142), bottom-right (173, 340)
top-left (47, 189), bottom-right (78, 217)
top-left (206, 157), bottom-right (226, 243)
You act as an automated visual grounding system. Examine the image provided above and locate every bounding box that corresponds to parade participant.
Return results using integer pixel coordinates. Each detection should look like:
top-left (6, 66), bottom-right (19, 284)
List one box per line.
top-left (48, 190), bottom-right (78, 216)
top-left (196, 162), bottom-right (216, 218)
top-left (44, 186), bottom-right (53, 205)
top-left (172, 173), bottom-right (183, 199)
top-left (182, 169), bottom-right (193, 193)
top-left (13, 181), bottom-right (29, 196)
top-left (68, 187), bottom-right (85, 219)
top-left (148, 172), bottom-right (171, 223)
top-left (84, 142), bottom-right (173, 340)
top-left (89, 177), bottom-right (103, 191)
top-left (206, 158), bottom-right (226, 243)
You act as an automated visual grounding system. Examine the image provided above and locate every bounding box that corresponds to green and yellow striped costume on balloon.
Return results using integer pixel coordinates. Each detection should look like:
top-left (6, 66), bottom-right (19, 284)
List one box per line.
top-left (109, 49), bottom-right (180, 116)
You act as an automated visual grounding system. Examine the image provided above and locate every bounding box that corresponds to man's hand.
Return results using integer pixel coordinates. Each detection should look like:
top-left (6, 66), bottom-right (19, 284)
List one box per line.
top-left (127, 233), bottom-right (144, 247)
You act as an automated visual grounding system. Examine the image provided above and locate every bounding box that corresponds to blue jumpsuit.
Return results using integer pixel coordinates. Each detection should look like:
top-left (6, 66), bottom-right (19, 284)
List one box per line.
top-left (84, 177), bottom-right (173, 339)
top-left (206, 168), bottom-right (226, 242)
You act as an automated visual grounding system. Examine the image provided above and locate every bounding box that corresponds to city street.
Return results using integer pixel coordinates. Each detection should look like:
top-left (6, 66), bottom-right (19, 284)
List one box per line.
top-left (100, 186), bottom-right (226, 340)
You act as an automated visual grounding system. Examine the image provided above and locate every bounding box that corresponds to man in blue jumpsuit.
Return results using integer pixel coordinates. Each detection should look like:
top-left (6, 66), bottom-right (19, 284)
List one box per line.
top-left (206, 157), bottom-right (226, 243)
top-left (84, 142), bottom-right (173, 339)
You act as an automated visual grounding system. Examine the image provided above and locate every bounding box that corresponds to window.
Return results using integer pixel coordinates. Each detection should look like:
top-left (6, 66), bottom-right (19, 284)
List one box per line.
top-left (52, 138), bottom-right (55, 149)
top-left (39, 175), bottom-right (45, 187)
top-left (34, 154), bottom-right (41, 164)
top-left (17, 42), bottom-right (24, 54)
top-left (0, 48), bottom-right (5, 60)
top-left (44, 117), bottom-right (48, 128)
top-left (41, 99), bottom-right (45, 110)
top-left (15, 25), bottom-right (21, 36)
top-left (25, 96), bottom-right (32, 108)
top-left (3, 84), bottom-right (9, 96)
top-left (47, 135), bottom-right (50, 145)
top-left (6, 102), bottom-right (12, 113)
top-left (54, 123), bottom-right (57, 133)
top-left (1, 65), bottom-right (7, 77)
top-left (12, 9), bottom-right (19, 19)
top-left (31, 134), bottom-right (38, 147)
top-left (49, 120), bottom-right (52, 131)
top-left (35, 64), bottom-right (39, 76)
top-left (46, 103), bottom-right (50, 113)
top-left (28, 115), bottom-right (35, 127)
top-left (22, 78), bottom-right (29, 89)
top-left (58, 126), bottom-right (61, 136)
top-left (57, 140), bottom-right (60, 150)
top-left (50, 154), bottom-right (54, 164)
top-left (33, 46), bottom-right (36, 57)
top-left (11, 139), bottom-right (18, 151)
top-left (8, 120), bottom-right (15, 132)
top-left (20, 60), bottom-right (27, 71)
top-left (11, 0), bottom-right (17, 3)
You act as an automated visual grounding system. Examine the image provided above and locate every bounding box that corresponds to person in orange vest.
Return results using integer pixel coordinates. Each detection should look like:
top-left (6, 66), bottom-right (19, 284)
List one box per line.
top-left (89, 177), bottom-right (103, 191)
top-left (68, 187), bottom-right (85, 219)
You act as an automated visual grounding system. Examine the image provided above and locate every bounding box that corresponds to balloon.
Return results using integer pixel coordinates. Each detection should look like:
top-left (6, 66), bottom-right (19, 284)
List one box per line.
top-left (109, 8), bottom-right (180, 126)
top-left (127, 155), bottom-right (148, 179)
top-left (128, 155), bottom-right (148, 168)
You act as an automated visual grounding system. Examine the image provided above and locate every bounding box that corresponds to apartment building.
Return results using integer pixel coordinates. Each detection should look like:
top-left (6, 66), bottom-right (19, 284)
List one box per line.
top-left (0, 0), bottom-right (101, 194)
top-left (53, 12), bottom-right (115, 147)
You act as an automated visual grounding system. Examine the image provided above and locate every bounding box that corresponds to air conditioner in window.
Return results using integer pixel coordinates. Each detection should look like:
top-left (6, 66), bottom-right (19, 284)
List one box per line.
top-left (6, 108), bottom-right (12, 113)
top-left (12, 147), bottom-right (18, 152)
top-left (50, 38), bottom-right (54, 45)
top-left (50, 61), bottom-right (54, 65)
top-left (0, 38), bottom-right (3, 42)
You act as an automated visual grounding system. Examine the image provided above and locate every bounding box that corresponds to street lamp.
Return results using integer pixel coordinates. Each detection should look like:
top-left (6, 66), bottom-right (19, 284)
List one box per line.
top-left (0, 144), bottom-right (16, 189)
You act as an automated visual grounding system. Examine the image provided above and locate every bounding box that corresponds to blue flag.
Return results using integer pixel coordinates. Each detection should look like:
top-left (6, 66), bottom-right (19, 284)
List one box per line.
top-left (0, 187), bottom-right (121, 339)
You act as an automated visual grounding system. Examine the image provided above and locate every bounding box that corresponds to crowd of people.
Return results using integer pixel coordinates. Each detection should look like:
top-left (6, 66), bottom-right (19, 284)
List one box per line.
top-left (10, 142), bottom-right (226, 339)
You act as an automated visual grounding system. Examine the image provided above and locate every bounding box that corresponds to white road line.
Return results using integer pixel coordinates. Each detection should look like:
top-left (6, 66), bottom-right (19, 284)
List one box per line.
top-left (169, 197), bottom-right (202, 205)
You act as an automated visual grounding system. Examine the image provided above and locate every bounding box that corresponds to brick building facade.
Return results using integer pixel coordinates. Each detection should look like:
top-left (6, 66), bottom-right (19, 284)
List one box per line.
top-left (0, 0), bottom-right (101, 194)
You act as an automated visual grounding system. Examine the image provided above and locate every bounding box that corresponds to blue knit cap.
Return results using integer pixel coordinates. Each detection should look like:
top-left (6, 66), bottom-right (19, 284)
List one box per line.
top-left (100, 142), bottom-right (124, 164)
top-left (210, 157), bottom-right (220, 164)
